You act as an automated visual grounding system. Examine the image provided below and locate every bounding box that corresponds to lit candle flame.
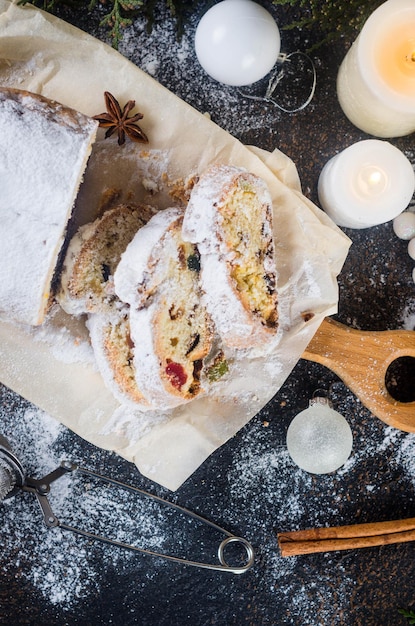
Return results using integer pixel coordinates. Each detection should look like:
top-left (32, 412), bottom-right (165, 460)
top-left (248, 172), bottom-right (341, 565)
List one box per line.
top-left (368, 170), bottom-right (382, 186)
top-left (357, 165), bottom-right (387, 197)
top-left (374, 27), bottom-right (415, 93)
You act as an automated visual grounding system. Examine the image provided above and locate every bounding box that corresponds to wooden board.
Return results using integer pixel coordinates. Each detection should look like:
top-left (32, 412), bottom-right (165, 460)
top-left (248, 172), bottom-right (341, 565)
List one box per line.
top-left (303, 317), bottom-right (415, 432)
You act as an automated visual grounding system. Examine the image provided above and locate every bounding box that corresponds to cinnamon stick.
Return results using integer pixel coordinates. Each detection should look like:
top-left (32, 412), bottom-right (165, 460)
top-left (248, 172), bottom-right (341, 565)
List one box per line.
top-left (277, 517), bottom-right (415, 557)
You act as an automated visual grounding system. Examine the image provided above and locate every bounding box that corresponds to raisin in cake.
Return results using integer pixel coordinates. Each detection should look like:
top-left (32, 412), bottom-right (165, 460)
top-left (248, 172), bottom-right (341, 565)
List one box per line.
top-left (0, 88), bottom-right (98, 326)
top-left (114, 207), bottom-right (214, 408)
top-left (182, 164), bottom-right (279, 349)
top-left (57, 203), bottom-right (156, 315)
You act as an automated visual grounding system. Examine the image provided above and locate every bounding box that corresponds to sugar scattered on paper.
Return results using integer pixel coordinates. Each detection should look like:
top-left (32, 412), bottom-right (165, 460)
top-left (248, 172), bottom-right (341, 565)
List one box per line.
top-left (0, 89), bottom-right (96, 326)
top-left (30, 305), bottom-right (96, 365)
top-left (98, 403), bottom-right (171, 444)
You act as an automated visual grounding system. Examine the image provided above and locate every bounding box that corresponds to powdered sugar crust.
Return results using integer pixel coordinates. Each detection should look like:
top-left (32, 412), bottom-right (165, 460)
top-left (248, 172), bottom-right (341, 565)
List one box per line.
top-left (86, 309), bottom-right (153, 410)
top-left (114, 207), bottom-right (183, 307)
top-left (200, 253), bottom-right (263, 343)
top-left (182, 164), bottom-right (245, 251)
top-left (182, 164), bottom-right (278, 350)
top-left (0, 89), bottom-right (97, 326)
top-left (129, 304), bottom-right (185, 409)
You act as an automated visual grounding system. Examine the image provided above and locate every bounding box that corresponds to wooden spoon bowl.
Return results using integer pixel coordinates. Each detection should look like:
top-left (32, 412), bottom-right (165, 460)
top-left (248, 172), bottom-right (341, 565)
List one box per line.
top-left (302, 317), bottom-right (415, 432)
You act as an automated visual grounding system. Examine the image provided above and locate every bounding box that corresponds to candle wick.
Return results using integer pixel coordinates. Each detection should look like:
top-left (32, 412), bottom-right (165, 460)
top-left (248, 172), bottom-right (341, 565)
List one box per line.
top-left (407, 51), bottom-right (415, 63)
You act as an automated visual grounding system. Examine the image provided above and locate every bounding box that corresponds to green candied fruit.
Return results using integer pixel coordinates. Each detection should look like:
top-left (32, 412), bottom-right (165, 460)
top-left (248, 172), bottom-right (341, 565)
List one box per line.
top-left (239, 180), bottom-right (254, 193)
top-left (187, 253), bottom-right (201, 272)
top-left (207, 358), bottom-right (229, 382)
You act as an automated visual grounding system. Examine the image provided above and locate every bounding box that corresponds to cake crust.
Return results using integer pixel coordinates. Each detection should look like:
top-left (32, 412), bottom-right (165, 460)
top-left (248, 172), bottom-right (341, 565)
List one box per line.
top-left (182, 164), bottom-right (279, 349)
top-left (0, 87), bottom-right (98, 326)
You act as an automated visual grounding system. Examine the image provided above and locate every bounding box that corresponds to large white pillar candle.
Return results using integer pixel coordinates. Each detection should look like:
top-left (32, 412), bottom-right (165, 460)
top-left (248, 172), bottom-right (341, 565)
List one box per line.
top-left (337, 0), bottom-right (415, 137)
top-left (317, 140), bottom-right (415, 229)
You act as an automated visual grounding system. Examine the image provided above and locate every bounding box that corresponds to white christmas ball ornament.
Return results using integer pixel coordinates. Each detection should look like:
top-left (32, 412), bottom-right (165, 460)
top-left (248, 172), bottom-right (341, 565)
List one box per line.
top-left (408, 237), bottom-right (415, 260)
top-left (195, 0), bottom-right (281, 87)
top-left (286, 397), bottom-right (353, 474)
top-left (393, 211), bottom-right (415, 240)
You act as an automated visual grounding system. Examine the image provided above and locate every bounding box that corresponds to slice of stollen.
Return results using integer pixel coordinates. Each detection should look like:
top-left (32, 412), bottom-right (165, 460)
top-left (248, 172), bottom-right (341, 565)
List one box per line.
top-left (114, 207), bottom-right (215, 409)
top-left (0, 88), bottom-right (98, 326)
top-left (57, 203), bottom-right (156, 315)
top-left (86, 306), bottom-right (153, 408)
top-left (182, 164), bottom-right (279, 350)
top-left (58, 202), bottom-right (156, 406)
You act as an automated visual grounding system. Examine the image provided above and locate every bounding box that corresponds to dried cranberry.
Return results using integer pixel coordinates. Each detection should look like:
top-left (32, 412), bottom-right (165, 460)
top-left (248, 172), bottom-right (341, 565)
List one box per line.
top-left (165, 362), bottom-right (187, 390)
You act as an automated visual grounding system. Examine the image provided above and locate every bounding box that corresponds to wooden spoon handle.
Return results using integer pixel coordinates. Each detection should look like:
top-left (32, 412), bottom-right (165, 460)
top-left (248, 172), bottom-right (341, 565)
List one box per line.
top-left (302, 318), bottom-right (415, 432)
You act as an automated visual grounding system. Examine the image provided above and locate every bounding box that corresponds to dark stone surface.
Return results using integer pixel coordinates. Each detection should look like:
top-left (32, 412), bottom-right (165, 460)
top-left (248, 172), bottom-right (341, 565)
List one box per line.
top-left (1, 2), bottom-right (415, 625)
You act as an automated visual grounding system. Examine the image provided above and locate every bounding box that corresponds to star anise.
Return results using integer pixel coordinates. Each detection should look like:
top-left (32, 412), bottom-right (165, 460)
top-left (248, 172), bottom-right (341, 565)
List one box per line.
top-left (93, 91), bottom-right (148, 146)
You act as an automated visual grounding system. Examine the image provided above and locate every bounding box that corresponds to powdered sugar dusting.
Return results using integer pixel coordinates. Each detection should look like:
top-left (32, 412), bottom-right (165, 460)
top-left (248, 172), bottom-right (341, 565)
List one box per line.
top-left (302, 259), bottom-right (322, 299)
top-left (99, 403), bottom-right (171, 443)
top-left (30, 305), bottom-right (96, 365)
top-left (0, 403), bottom-right (97, 607)
top-left (2, 375), bottom-right (415, 620)
top-left (118, 11), bottom-right (286, 141)
top-left (222, 390), bottom-right (415, 623)
top-left (0, 89), bottom-right (97, 326)
top-left (1, 5), bottom-right (414, 621)
top-left (0, 392), bottom-right (173, 608)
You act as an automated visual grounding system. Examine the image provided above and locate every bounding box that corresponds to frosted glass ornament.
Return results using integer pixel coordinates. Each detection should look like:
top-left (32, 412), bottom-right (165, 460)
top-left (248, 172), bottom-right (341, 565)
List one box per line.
top-left (286, 397), bottom-right (353, 474)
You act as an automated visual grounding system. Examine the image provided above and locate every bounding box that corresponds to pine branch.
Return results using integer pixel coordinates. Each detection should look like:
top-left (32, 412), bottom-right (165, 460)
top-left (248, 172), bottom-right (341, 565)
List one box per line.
top-left (399, 608), bottom-right (415, 625)
top-left (17, 0), bottom-right (207, 47)
top-left (18, 0), bottom-right (386, 51)
top-left (97, 0), bottom-right (144, 47)
top-left (271, 0), bottom-right (385, 49)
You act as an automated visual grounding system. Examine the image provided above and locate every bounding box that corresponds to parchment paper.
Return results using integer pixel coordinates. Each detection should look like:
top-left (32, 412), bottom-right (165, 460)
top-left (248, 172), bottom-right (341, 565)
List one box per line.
top-left (0, 0), bottom-right (351, 490)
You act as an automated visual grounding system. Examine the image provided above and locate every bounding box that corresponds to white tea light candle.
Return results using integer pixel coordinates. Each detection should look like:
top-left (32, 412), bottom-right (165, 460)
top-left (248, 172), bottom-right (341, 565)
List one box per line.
top-left (194, 0), bottom-right (281, 86)
top-left (337, 0), bottom-right (415, 137)
top-left (318, 140), bottom-right (415, 229)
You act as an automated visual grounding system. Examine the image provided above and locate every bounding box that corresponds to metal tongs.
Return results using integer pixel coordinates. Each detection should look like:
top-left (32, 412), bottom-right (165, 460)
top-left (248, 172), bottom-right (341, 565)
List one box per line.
top-left (0, 435), bottom-right (254, 574)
